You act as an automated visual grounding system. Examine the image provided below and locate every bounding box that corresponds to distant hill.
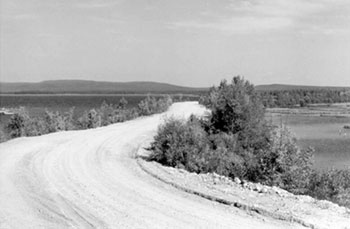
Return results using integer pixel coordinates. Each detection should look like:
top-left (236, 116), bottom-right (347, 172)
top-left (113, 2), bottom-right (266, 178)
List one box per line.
top-left (255, 84), bottom-right (350, 91)
top-left (1, 80), bottom-right (349, 94)
top-left (0, 80), bottom-right (207, 94)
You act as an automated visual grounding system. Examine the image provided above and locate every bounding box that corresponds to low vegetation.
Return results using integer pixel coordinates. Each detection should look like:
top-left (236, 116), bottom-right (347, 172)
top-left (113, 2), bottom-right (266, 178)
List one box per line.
top-left (259, 88), bottom-right (350, 108)
top-left (2, 95), bottom-right (173, 142)
top-left (149, 76), bottom-right (350, 208)
top-left (307, 169), bottom-right (350, 207)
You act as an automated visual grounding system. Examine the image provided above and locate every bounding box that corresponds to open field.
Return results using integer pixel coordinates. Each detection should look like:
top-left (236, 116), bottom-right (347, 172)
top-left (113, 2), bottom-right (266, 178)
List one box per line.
top-left (267, 103), bottom-right (350, 171)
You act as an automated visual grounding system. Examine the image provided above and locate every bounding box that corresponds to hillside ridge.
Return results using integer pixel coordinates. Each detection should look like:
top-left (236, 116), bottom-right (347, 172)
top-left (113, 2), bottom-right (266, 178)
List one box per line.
top-left (0, 80), bottom-right (206, 94)
top-left (1, 80), bottom-right (350, 94)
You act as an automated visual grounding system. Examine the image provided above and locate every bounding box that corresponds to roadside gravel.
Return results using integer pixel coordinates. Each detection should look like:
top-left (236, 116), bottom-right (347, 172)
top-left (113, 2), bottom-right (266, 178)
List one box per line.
top-left (137, 149), bottom-right (350, 229)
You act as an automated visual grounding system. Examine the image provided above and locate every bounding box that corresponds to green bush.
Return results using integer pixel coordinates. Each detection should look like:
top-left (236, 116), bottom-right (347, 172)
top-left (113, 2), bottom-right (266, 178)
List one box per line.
top-left (138, 95), bottom-right (158, 116)
top-left (149, 117), bottom-right (209, 172)
top-left (205, 132), bottom-right (246, 178)
top-left (201, 77), bottom-right (272, 157)
top-left (149, 117), bottom-right (313, 188)
top-left (95, 100), bottom-right (135, 126)
top-left (23, 117), bottom-right (48, 136)
top-left (118, 97), bottom-right (128, 109)
top-left (138, 95), bottom-right (172, 116)
top-left (99, 101), bottom-right (118, 126)
top-left (149, 117), bottom-right (245, 176)
top-left (150, 77), bottom-right (350, 207)
top-left (3, 95), bottom-right (173, 142)
top-left (264, 126), bottom-right (314, 192)
top-left (78, 109), bottom-right (102, 129)
top-left (306, 169), bottom-right (350, 206)
top-left (6, 108), bottom-right (29, 138)
top-left (201, 77), bottom-right (265, 134)
top-left (63, 108), bottom-right (76, 130)
top-left (44, 110), bottom-right (67, 132)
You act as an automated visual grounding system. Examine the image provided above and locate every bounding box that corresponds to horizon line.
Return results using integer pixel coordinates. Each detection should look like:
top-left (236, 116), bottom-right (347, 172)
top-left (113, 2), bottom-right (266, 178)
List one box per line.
top-left (1, 79), bottom-right (350, 88)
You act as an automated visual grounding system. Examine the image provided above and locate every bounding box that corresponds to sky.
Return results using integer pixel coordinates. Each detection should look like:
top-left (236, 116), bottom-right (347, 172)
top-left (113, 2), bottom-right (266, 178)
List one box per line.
top-left (1, 0), bottom-right (350, 87)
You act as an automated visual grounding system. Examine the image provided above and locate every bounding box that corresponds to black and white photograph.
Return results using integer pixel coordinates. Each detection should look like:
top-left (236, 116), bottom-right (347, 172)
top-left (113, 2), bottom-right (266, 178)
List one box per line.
top-left (1, 0), bottom-right (350, 228)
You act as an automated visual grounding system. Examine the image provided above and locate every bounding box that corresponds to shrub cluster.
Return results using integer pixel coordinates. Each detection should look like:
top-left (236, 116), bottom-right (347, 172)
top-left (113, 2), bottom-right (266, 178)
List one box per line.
top-left (150, 117), bottom-right (313, 192)
top-left (307, 169), bottom-right (350, 207)
top-left (138, 95), bottom-right (173, 116)
top-left (259, 88), bottom-right (350, 108)
top-left (150, 76), bottom-right (350, 208)
top-left (2, 95), bottom-right (173, 142)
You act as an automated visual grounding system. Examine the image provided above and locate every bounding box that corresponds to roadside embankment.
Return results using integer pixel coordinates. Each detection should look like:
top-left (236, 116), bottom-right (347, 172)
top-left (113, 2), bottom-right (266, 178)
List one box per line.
top-left (137, 144), bottom-right (350, 229)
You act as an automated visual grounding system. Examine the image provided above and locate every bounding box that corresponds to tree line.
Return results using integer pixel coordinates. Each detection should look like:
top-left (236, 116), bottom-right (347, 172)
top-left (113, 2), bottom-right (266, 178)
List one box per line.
top-left (259, 89), bottom-right (350, 108)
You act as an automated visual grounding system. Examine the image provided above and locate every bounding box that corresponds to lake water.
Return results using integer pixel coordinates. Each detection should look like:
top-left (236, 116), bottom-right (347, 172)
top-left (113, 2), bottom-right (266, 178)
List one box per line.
top-left (267, 109), bottom-right (350, 171)
top-left (0, 94), bottom-right (198, 117)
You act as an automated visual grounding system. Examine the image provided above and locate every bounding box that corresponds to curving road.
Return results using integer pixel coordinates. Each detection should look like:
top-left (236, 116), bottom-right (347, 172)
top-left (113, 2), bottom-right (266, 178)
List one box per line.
top-left (0, 102), bottom-right (304, 228)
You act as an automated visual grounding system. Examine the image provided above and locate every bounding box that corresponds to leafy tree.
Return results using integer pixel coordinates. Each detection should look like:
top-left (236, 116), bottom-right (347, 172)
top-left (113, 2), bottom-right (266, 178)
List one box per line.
top-left (138, 95), bottom-right (172, 116)
top-left (63, 108), bottom-right (76, 130)
top-left (138, 95), bottom-right (157, 115)
top-left (6, 109), bottom-right (29, 138)
top-left (78, 109), bottom-right (102, 129)
top-left (204, 77), bottom-right (264, 132)
top-left (118, 97), bottom-right (128, 109)
top-left (99, 102), bottom-right (115, 126)
top-left (23, 117), bottom-right (47, 136)
top-left (264, 126), bottom-right (314, 191)
top-left (44, 110), bottom-right (66, 133)
top-left (203, 76), bottom-right (270, 151)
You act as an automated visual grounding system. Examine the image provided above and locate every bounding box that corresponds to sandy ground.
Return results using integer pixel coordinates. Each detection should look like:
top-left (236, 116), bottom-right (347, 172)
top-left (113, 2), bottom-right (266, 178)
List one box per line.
top-left (0, 102), bottom-right (305, 228)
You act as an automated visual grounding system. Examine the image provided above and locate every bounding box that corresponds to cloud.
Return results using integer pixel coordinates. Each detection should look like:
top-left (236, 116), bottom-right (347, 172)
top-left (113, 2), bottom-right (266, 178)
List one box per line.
top-left (91, 16), bottom-right (125, 24)
top-left (2, 13), bottom-right (38, 22)
top-left (170, 0), bottom-right (350, 34)
top-left (75, 0), bottom-right (123, 9)
top-left (170, 16), bottom-right (293, 34)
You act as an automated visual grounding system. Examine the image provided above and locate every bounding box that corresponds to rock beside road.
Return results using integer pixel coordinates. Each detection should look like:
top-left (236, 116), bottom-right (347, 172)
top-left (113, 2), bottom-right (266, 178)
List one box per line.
top-left (137, 149), bottom-right (350, 229)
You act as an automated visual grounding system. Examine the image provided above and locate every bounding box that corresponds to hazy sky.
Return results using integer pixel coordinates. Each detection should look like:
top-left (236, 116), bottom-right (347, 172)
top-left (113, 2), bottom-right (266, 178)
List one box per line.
top-left (1, 0), bottom-right (350, 87)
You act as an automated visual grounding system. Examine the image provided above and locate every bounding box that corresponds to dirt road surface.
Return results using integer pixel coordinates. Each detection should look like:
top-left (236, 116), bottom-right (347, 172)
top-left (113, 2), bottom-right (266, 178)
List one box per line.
top-left (0, 102), bottom-right (305, 228)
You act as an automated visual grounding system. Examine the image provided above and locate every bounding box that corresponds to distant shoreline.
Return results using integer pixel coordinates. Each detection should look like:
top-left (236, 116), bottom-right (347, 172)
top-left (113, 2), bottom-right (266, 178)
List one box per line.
top-left (0, 93), bottom-right (201, 97)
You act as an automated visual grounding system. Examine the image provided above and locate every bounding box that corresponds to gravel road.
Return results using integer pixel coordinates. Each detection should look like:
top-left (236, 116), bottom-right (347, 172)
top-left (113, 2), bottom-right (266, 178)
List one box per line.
top-left (0, 102), bottom-right (305, 228)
